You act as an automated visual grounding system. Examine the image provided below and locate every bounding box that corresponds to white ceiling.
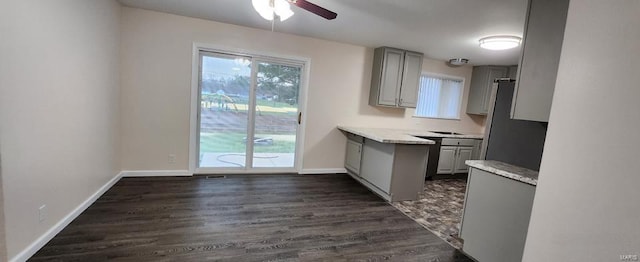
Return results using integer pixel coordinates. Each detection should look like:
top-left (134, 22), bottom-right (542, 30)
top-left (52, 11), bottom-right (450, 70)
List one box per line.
top-left (118, 0), bottom-right (528, 65)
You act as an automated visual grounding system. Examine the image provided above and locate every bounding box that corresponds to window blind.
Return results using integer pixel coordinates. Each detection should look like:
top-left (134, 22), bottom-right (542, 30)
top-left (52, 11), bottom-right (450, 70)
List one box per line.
top-left (415, 75), bottom-right (463, 119)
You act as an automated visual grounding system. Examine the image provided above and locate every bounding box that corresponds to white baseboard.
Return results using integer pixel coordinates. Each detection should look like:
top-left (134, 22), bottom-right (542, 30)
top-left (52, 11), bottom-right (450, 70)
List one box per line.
top-left (299, 168), bottom-right (347, 174)
top-left (193, 168), bottom-right (297, 175)
top-left (10, 172), bottom-right (123, 262)
top-left (121, 170), bottom-right (192, 177)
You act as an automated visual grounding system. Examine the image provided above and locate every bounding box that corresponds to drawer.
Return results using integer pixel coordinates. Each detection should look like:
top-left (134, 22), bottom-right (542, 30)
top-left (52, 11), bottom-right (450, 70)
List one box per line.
top-left (346, 133), bottom-right (365, 143)
top-left (442, 138), bottom-right (476, 146)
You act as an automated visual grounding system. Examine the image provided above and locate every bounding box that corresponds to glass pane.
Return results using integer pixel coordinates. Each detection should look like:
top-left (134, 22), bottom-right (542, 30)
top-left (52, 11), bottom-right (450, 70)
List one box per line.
top-left (252, 62), bottom-right (301, 168)
top-left (198, 54), bottom-right (251, 168)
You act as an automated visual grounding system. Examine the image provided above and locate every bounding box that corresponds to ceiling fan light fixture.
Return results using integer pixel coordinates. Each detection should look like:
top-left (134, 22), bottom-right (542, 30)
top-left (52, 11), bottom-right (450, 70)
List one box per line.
top-left (479, 35), bottom-right (522, 50)
top-left (252, 0), bottom-right (294, 21)
top-left (252, 0), bottom-right (274, 20)
top-left (274, 0), bottom-right (294, 21)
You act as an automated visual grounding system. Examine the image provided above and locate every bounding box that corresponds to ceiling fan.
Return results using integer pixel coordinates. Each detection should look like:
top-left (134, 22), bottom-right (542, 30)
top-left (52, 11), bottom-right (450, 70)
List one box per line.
top-left (252, 0), bottom-right (337, 21)
top-left (288, 0), bottom-right (337, 20)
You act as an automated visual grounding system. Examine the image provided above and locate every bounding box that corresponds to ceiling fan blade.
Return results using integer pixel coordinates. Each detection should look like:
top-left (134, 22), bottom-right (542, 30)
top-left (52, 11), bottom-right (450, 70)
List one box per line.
top-left (291, 0), bottom-right (337, 20)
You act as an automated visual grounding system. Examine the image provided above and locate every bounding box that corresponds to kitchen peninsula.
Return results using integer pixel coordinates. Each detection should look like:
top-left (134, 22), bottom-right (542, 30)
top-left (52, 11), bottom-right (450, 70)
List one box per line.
top-left (337, 126), bottom-right (483, 202)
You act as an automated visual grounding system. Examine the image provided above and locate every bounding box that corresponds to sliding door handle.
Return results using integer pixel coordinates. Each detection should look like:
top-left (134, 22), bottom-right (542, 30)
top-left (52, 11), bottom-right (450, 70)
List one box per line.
top-left (298, 112), bottom-right (302, 125)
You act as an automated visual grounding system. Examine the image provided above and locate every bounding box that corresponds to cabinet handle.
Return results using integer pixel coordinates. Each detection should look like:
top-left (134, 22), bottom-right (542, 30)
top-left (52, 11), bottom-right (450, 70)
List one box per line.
top-left (298, 112), bottom-right (302, 125)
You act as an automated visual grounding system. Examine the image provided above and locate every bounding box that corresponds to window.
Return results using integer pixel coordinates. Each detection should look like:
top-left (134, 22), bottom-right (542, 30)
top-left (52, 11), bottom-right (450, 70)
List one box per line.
top-left (414, 74), bottom-right (464, 119)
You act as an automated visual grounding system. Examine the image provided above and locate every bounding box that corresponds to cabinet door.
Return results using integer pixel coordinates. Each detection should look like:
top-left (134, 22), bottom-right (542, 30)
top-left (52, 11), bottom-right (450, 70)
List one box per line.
top-left (507, 66), bottom-right (518, 79)
top-left (360, 140), bottom-right (394, 193)
top-left (437, 146), bottom-right (457, 174)
top-left (398, 51), bottom-right (423, 107)
top-left (466, 67), bottom-right (488, 115)
top-left (345, 140), bottom-right (363, 175)
top-left (511, 0), bottom-right (569, 122)
top-left (482, 67), bottom-right (508, 113)
top-left (378, 48), bottom-right (405, 106)
top-left (454, 147), bottom-right (474, 173)
top-left (467, 66), bottom-right (507, 115)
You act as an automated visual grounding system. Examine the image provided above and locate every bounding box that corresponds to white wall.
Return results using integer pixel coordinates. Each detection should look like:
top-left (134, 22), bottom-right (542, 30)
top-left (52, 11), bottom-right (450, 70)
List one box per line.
top-left (523, 1), bottom-right (640, 261)
top-left (0, 0), bottom-right (122, 259)
top-left (120, 7), bottom-right (485, 171)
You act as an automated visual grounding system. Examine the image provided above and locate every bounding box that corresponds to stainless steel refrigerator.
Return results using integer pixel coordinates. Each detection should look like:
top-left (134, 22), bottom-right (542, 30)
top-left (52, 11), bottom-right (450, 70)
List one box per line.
top-left (480, 79), bottom-right (547, 171)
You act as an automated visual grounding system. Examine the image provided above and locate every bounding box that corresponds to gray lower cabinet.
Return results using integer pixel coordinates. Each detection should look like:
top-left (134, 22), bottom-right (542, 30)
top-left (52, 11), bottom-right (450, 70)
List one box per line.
top-left (460, 168), bottom-right (536, 262)
top-left (344, 137), bottom-right (429, 202)
top-left (466, 66), bottom-right (508, 115)
top-left (511, 0), bottom-right (570, 122)
top-left (437, 146), bottom-right (456, 174)
top-left (436, 138), bottom-right (479, 175)
top-left (453, 147), bottom-right (473, 173)
top-left (345, 140), bottom-right (363, 175)
top-left (369, 47), bottom-right (423, 108)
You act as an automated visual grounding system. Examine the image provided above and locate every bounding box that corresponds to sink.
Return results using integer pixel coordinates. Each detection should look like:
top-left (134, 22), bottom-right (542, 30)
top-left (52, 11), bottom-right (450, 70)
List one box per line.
top-left (429, 131), bottom-right (464, 135)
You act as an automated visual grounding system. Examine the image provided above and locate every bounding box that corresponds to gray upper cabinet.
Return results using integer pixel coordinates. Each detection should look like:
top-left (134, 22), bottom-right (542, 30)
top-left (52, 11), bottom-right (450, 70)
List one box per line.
top-left (376, 48), bottom-right (404, 106)
top-left (466, 66), bottom-right (508, 115)
top-left (511, 0), bottom-right (570, 122)
top-left (508, 65), bottom-right (518, 80)
top-left (398, 51), bottom-right (423, 107)
top-left (369, 47), bottom-right (423, 108)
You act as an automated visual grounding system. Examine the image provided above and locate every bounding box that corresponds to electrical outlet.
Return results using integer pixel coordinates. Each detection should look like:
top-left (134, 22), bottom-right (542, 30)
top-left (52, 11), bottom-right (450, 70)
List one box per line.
top-left (38, 205), bottom-right (47, 223)
top-left (168, 154), bottom-right (176, 164)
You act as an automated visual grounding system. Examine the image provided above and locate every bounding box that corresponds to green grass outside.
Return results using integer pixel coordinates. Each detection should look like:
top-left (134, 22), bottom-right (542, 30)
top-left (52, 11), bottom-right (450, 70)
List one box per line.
top-left (256, 99), bottom-right (296, 108)
top-left (200, 132), bottom-right (296, 153)
top-left (201, 98), bottom-right (297, 117)
top-left (202, 95), bottom-right (295, 108)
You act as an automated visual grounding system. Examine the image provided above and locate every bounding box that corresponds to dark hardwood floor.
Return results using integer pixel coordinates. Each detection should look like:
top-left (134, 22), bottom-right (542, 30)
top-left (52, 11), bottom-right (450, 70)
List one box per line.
top-left (30, 174), bottom-right (472, 261)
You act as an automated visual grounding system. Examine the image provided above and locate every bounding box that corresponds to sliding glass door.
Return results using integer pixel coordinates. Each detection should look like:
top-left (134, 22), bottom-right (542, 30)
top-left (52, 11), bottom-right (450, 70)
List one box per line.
top-left (252, 61), bottom-right (301, 168)
top-left (198, 53), bottom-right (251, 168)
top-left (197, 51), bottom-right (303, 171)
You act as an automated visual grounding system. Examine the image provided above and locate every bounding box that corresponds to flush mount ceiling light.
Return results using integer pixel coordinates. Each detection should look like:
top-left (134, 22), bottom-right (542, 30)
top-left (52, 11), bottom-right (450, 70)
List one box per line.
top-left (479, 36), bottom-right (522, 50)
top-left (252, 0), bottom-right (294, 21)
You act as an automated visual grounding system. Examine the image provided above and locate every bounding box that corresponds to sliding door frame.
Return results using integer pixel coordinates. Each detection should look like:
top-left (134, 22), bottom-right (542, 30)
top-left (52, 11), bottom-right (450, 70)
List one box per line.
top-left (189, 43), bottom-right (310, 174)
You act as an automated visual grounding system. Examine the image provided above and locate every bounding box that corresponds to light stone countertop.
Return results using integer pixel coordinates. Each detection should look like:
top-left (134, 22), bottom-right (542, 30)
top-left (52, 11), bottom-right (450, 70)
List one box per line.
top-left (337, 126), bottom-right (484, 145)
top-left (465, 160), bottom-right (539, 186)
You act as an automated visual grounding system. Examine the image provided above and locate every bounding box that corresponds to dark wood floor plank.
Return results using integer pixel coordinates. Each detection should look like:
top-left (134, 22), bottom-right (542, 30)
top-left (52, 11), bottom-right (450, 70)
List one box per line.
top-left (29, 174), bottom-right (471, 261)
